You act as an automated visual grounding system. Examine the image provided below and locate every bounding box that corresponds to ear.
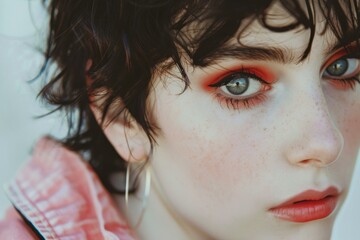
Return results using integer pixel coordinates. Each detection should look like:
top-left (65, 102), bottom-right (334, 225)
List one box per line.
top-left (89, 90), bottom-right (150, 163)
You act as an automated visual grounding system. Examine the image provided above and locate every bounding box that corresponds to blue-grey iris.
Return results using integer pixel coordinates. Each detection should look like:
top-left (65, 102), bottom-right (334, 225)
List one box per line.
top-left (326, 58), bottom-right (348, 76)
top-left (225, 77), bottom-right (249, 95)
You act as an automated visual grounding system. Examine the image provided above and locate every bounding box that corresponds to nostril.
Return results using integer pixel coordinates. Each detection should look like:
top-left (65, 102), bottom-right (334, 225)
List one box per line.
top-left (298, 158), bottom-right (326, 167)
top-left (299, 159), bottom-right (311, 165)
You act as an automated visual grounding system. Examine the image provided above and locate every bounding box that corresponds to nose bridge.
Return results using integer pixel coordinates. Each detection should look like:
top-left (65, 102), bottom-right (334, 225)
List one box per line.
top-left (284, 78), bottom-right (344, 167)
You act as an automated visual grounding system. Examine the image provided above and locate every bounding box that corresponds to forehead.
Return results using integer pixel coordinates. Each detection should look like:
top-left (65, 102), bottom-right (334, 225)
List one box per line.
top-left (228, 14), bottom-right (338, 64)
top-left (178, 0), bottom-right (359, 66)
top-left (238, 2), bottom-right (344, 47)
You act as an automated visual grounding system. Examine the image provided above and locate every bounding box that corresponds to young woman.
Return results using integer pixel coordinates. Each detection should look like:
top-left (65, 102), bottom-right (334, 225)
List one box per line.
top-left (1, 0), bottom-right (360, 239)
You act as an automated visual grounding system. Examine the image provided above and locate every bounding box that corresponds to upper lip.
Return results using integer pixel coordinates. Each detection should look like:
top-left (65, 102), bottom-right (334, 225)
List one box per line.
top-left (270, 186), bottom-right (340, 209)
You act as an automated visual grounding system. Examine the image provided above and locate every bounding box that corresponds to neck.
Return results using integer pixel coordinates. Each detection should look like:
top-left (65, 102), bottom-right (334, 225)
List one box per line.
top-left (114, 168), bottom-right (209, 240)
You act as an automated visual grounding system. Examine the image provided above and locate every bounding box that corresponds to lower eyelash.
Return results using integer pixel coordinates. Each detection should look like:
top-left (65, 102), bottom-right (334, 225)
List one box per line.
top-left (214, 93), bottom-right (268, 110)
top-left (330, 77), bottom-right (360, 90)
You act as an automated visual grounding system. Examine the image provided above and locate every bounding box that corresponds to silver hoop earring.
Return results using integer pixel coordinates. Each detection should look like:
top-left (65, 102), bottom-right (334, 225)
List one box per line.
top-left (125, 162), bottom-right (151, 229)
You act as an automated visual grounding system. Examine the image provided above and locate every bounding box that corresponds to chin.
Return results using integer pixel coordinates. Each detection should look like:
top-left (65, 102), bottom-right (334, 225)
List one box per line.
top-left (235, 214), bottom-right (337, 240)
top-left (266, 216), bottom-right (336, 240)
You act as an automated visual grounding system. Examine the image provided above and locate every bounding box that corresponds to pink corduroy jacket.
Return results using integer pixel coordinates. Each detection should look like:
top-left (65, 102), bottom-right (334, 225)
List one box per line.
top-left (0, 137), bottom-right (137, 240)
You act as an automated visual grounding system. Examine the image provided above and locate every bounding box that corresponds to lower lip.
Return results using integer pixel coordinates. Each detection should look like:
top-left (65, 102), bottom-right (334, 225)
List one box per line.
top-left (269, 196), bottom-right (338, 222)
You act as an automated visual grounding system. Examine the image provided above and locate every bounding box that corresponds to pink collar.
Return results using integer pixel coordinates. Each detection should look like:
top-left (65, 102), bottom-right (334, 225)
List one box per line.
top-left (5, 137), bottom-right (136, 240)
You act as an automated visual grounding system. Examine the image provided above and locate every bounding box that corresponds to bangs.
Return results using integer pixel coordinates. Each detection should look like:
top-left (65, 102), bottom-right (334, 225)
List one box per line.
top-left (171, 0), bottom-right (360, 67)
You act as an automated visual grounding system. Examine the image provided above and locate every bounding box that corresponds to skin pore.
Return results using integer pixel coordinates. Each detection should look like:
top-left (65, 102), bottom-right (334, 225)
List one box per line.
top-left (94, 2), bottom-right (360, 240)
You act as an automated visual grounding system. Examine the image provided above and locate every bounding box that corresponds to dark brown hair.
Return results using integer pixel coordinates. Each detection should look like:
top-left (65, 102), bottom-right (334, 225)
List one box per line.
top-left (38, 0), bottom-right (360, 193)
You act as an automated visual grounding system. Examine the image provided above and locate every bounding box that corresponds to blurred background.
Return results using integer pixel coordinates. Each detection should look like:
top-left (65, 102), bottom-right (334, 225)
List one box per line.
top-left (0, 0), bottom-right (359, 239)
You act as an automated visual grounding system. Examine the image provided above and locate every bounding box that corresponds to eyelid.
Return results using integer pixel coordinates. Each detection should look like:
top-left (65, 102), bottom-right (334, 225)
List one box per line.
top-left (209, 72), bottom-right (266, 88)
top-left (323, 58), bottom-right (360, 80)
top-left (202, 65), bottom-right (276, 91)
top-left (218, 79), bottom-right (271, 99)
top-left (322, 45), bottom-right (359, 72)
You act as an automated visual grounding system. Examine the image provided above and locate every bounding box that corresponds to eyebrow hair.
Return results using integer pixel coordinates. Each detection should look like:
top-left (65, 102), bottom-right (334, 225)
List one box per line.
top-left (197, 27), bottom-right (360, 67)
top-left (322, 24), bottom-right (360, 53)
top-left (203, 35), bottom-right (360, 66)
top-left (324, 37), bottom-right (360, 56)
top-left (205, 45), bottom-right (299, 65)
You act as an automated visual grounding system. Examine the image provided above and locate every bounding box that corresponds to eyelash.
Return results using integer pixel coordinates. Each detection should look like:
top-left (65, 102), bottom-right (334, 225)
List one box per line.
top-left (213, 92), bottom-right (268, 110)
top-left (324, 51), bottom-right (360, 90)
top-left (208, 55), bottom-right (360, 111)
top-left (325, 58), bottom-right (360, 91)
top-left (208, 69), bottom-right (271, 111)
top-left (330, 77), bottom-right (360, 90)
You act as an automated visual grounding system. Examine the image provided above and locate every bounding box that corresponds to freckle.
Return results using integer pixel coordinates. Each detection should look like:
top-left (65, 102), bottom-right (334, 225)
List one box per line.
top-left (263, 128), bottom-right (267, 131)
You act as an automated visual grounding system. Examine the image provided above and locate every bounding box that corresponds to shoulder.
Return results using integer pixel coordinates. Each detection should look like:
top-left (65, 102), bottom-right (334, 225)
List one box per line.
top-left (0, 208), bottom-right (40, 240)
top-left (3, 136), bottom-right (136, 240)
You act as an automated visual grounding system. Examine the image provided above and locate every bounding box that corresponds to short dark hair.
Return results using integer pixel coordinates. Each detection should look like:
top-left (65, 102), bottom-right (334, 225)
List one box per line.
top-left (38, 0), bottom-right (360, 193)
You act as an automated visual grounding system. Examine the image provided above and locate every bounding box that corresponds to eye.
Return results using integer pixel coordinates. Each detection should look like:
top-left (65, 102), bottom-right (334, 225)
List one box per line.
top-left (323, 58), bottom-right (360, 79)
top-left (205, 68), bottom-right (273, 110)
top-left (212, 73), bottom-right (266, 98)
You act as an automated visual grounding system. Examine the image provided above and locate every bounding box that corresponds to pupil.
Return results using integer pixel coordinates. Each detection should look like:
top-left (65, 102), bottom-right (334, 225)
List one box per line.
top-left (226, 77), bottom-right (249, 95)
top-left (326, 58), bottom-right (348, 76)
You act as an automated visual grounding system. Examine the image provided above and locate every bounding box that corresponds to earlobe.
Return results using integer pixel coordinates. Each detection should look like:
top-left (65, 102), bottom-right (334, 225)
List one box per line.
top-left (89, 98), bottom-right (150, 163)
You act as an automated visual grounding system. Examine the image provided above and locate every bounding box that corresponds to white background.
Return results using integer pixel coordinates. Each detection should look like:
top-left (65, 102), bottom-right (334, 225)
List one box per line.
top-left (0, 0), bottom-right (359, 239)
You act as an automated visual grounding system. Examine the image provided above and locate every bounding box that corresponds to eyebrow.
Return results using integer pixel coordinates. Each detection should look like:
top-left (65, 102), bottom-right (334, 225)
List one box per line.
top-left (324, 37), bottom-right (360, 55)
top-left (204, 34), bottom-right (360, 66)
top-left (323, 24), bottom-right (360, 53)
top-left (210, 45), bottom-right (298, 64)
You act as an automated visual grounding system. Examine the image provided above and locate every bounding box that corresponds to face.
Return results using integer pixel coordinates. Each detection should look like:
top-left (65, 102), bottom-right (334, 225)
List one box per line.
top-left (145, 4), bottom-right (360, 240)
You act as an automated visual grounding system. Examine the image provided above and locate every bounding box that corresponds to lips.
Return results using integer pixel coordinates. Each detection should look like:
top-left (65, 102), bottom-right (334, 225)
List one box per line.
top-left (269, 186), bottom-right (339, 222)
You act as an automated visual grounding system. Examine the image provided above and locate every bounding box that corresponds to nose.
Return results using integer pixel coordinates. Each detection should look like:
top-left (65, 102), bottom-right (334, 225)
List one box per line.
top-left (284, 86), bottom-right (344, 168)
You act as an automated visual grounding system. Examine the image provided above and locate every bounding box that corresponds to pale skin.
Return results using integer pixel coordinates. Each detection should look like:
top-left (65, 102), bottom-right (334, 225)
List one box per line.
top-left (91, 3), bottom-right (360, 240)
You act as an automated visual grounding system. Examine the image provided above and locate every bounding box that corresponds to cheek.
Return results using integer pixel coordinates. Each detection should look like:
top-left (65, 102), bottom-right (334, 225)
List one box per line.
top-left (333, 95), bottom-right (360, 153)
top-left (328, 95), bottom-right (360, 185)
top-left (342, 103), bottom-right (360, 143)
top-left (152, 92), bottom-right (273, 209)
top-left (180, 129), bottom-right (264, 195)
top-left (327, 86), bottom-right (360, 144)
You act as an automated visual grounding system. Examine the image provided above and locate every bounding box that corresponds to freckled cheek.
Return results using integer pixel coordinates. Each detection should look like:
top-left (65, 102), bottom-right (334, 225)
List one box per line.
top-left (161, 121), bottom-right (271, 201)
top-left (151, 85), bottom-right (276, 205)
top-left (339, 102), bottom-right (360, 146)
top-left (329, 101), bottom-right (360, 184)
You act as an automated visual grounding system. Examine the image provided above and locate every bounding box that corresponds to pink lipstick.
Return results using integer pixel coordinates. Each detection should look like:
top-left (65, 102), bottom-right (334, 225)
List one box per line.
top-left (269, 187), bottom-right (339, 222)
